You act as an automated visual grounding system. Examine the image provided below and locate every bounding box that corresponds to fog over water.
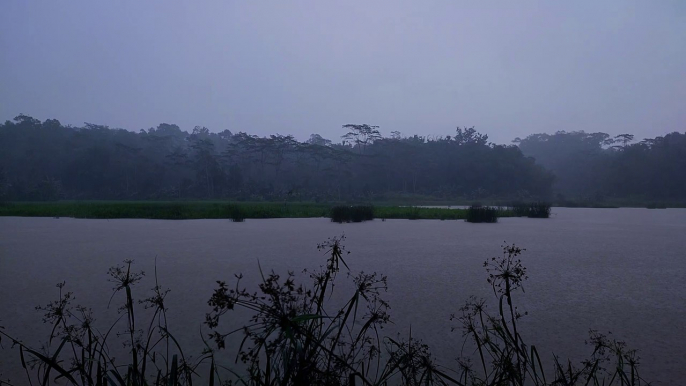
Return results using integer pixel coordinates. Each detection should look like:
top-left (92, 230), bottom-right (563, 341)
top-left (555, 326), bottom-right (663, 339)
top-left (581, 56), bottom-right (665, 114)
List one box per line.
top-left (1, 208), bottom-right (685, 384)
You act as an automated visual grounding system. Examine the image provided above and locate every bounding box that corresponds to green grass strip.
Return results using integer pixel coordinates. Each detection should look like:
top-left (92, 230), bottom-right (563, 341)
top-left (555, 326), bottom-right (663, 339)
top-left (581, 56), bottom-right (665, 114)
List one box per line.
top-left (0, 201), bottom-right (521, 221)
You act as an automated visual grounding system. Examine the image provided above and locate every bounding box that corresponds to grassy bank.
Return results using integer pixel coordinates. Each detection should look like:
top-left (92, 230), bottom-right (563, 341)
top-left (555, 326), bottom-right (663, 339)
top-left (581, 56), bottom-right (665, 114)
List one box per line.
top-left (1, 200), bottom-right (682, 221)
top-left (0, 201), bottom-right (523, 221)
top-left (0, 201), bottom-right (331, 220)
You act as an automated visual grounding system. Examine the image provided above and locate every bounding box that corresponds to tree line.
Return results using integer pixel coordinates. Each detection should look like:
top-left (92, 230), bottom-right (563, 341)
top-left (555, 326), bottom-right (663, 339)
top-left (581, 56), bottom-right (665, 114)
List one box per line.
top-left (0, 114), bottom-right (683, 204)
top-left (515, 130), bottom-right (686, 204)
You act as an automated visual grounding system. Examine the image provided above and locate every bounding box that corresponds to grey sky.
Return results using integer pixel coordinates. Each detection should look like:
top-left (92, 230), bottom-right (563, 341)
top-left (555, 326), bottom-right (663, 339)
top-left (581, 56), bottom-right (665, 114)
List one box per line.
top-left (1, 1), bottom-right (684, 144)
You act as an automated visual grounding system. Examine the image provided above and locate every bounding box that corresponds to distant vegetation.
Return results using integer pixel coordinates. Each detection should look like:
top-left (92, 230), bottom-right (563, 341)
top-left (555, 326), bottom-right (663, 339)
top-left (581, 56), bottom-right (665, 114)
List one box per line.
top-left (0, 116), bottom-right (555, 203)
top-left (0, 201), bottom-right (330, 220)
top-left (0, 201), bottom-right (535, 222)
top-left (0, 238), bottom-right (648, 385)
top-left (515, 130), bottom-right (686, 206)
top-left (2, 114), bottom-right (683, 207)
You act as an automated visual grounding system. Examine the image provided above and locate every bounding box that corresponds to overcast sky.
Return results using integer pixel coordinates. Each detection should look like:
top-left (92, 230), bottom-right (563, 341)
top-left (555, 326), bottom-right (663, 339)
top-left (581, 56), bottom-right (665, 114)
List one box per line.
top-left (1, 1), bottom-right (684, 144)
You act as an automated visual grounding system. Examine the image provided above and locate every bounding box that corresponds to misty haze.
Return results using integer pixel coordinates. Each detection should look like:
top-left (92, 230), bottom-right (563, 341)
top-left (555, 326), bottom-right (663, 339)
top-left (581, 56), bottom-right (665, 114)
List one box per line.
top-left (1, 2), bottom-right (684, 386)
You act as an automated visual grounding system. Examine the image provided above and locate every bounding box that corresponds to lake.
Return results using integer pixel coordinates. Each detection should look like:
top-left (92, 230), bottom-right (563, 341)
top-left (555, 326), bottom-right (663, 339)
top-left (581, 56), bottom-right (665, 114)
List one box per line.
top-left (1, 208), bottom-right (685, 384)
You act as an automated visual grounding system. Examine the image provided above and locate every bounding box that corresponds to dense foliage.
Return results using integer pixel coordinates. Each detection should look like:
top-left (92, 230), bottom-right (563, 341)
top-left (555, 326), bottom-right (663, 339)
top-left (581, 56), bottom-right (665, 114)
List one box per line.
top-left (465, 205), bottom-right (498, 223)
top-left (2, 114), bottom-right (683, 205)
top-left (0, 201), bottom-right (533, 221)
top-left (329, 205), bottom-right (375, 223)
top-left (515, 130), bottom-right (686, 204)
top-left (0, 115), bottom-right (553, 202)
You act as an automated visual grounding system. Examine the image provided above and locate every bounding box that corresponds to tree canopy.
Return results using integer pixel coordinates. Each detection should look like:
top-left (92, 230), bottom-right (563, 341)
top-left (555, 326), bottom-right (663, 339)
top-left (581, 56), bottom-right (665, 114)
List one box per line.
top-left (515, 130), bottom-right (686, 203)
top-left (2, 115), bottom-right (683, 204)
top-left (0, 115), bottom-right (556, 202)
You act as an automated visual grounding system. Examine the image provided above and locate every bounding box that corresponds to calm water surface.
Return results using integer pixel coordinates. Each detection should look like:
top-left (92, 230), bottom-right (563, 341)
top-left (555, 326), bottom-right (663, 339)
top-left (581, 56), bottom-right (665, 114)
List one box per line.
top-left (1, 208), bottom-right (685, 384)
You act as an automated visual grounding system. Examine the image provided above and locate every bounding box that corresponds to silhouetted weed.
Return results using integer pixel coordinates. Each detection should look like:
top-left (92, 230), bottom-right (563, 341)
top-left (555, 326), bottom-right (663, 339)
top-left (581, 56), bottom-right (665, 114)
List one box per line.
top-left (0, 239), bottom-right (649, 385)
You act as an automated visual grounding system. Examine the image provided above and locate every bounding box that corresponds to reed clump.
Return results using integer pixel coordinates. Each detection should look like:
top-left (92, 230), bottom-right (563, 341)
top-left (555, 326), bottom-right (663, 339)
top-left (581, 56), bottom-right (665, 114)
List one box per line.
top-left (329, 205), bottom-right (374, 223)
top-left (509, 201), bottom-right (530, 217)
top-left (466, 205), bottom-right (499, 223)
top-left (221, 203), bottom-right (245, 222)
top-left (509, 202), bottom-right (552, 218)
top-left (527, 202), bottom-right (552, 218)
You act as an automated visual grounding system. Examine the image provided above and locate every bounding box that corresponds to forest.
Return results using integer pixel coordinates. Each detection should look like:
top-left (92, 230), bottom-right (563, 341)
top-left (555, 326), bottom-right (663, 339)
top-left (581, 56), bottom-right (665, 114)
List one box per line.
top-left (515, 130), bottom-right (686, 204)
top-left (0, 114), bottom-right (684, 205)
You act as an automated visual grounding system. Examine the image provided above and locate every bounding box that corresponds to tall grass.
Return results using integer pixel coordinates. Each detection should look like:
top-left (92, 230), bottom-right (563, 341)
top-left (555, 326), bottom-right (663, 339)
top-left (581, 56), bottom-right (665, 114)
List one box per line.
top-left (453, 244), bottom-right (646, 385)
top-left (0, 261), bottom-right (209, 386)
top-left (509, 201), bottom-right (530, 217)
top-left (0, 238), bottom-right (649, 385)
top-left (528, 202), bottom-right (552, 218)
top-left (0, 201), bottom-right (524, 221)
top-left (329, 205), bottom-right (374, 223)
top-left (0, 201), bottom-right (332, 220)
top-left (220, 203), bottom-right (246, 222)
top-left (465, 205), bottom-right (499, 223)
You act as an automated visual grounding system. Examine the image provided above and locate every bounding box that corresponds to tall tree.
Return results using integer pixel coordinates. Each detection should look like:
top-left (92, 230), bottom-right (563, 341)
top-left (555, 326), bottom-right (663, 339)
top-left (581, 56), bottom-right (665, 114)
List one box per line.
top-left (341, 124), bottom-right (381, 154)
